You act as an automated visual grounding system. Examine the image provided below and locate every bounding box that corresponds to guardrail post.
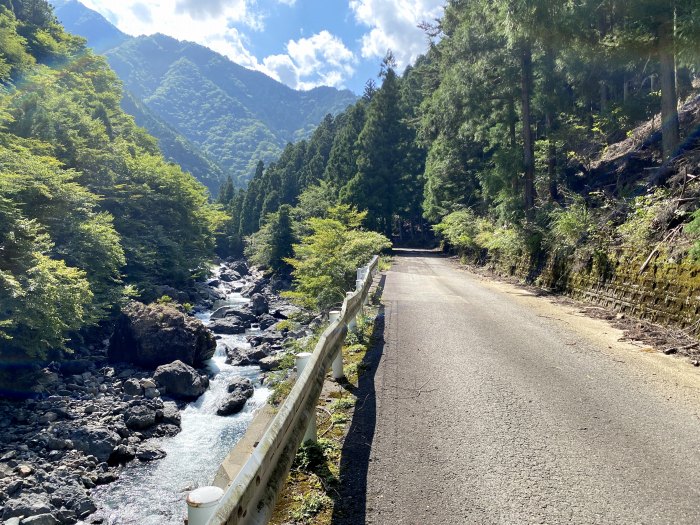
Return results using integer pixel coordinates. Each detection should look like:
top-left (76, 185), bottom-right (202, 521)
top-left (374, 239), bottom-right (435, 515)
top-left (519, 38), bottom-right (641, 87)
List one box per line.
top-left (328, 309), bottom-right (345, 381)
top-left (295, 352), bottom-right (317, 443)
top-left (187, 486), bottom-right (224, 525)
top-left (345, 292), bottom-right (357, 332)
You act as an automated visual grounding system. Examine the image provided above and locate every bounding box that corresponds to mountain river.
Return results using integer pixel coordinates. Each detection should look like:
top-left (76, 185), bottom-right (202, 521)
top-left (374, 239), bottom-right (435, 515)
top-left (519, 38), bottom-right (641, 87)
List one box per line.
top-left (82, 281), bottom-right (270, 524)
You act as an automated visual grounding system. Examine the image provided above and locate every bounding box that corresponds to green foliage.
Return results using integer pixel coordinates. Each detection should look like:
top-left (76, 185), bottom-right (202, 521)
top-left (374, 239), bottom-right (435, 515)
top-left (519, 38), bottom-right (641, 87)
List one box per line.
top-left (433, 209), bottom-right (481, 253)
top-left (245, 204), bottom-right (294, 271)
top-left (0, 1), bottom-right (223, 376)
top-left (284, 207), bottom-right (391, 311)
top-left (615, 192), bottom-right (668, 257)
top-left (686, 210), bottom-right (700, 261)
top-left (289, 492), bottom-right (332, 524)
top-left (549, 201), bottom-right (593, 250)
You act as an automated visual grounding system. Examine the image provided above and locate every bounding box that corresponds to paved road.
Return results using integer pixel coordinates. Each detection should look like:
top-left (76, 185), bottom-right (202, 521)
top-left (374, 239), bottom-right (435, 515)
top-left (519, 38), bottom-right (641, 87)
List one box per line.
top-left (333, 251), bottom-right (700, 525)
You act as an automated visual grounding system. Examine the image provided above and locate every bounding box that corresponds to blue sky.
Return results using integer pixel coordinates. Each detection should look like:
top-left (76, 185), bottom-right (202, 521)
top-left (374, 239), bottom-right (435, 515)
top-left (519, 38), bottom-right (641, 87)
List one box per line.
top-left (78, 0), bottom-right (444, 94)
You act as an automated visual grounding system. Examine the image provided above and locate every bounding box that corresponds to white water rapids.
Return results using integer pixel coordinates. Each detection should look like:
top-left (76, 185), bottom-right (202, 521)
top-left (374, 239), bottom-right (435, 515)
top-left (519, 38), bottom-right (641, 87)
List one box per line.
top-left (84, 283), bottom-right (270, 524)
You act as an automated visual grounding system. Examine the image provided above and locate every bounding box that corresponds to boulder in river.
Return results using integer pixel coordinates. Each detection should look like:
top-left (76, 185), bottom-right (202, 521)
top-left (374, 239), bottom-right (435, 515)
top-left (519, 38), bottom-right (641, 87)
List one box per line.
top-left (108, 301), bottom-right (216, 368)
top-left (225, 345), bottom-right (271, 366)
top-left (209, 305), bottom-right (257, 323)
top-left (153, 360), bottom-right (209, 400)
top-left (208, 317), bottom-right (246, 334)
top-left (228, 260), bottom-right (249, 276)
top-left (217, 378), bottom-right (254, 416)
top-left (250, 293), bottom-right (269, 315)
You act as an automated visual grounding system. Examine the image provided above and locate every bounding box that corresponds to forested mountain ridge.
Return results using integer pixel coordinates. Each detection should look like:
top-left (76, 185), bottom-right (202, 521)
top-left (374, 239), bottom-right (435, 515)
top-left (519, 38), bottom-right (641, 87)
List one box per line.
top-left (52, 0), bottom-right (128, 53)
top-left (0, 0), bottom-right (223, 391)
top-left (54, 0), bottom-right (358, 189)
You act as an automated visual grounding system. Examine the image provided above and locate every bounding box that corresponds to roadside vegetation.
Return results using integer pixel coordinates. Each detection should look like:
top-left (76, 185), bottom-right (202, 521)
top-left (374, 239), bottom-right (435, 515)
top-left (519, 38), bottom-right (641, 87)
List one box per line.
top-left (269, 304), bottom-right (380, 525)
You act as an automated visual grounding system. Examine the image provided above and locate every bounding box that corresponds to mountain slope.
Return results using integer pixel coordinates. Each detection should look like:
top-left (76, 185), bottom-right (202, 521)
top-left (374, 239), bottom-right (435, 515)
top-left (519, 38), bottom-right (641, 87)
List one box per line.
top-left (104, 33), bottom-right (358, 183)
top-left (52, 0), bottom-right (129, 53)
top-left (120, 91), bottom-right (225, 193)
top-left (55, 2), bottom-right (358, 188)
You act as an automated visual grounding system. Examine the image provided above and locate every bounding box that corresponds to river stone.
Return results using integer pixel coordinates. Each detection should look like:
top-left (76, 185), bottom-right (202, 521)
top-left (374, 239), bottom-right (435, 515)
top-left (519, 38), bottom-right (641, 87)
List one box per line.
top-left (110, 444), bottom-right (136, 464)
top-left (1, 496), bottom-right (51, 520)
top-left (240, 280), bottom-right (265, 298)
top-left (161, 401), bottom-right (181, 426)
top-left (228, 260), bottom-right (249, 276)
top-left (153, 360), bottom-right (208, 400)
top-left (227, 377), bottom-right (254, 397)
top-left (250, 294), bottom-right (269, 315)
top-left (108, 301), bottom-right (216, 368)
top-left (144, 387), bottom-right (160, 399)
top-left (259, 355), bottom-right (283, 371)
top-left (207, 318), bottom-right (246, 334)
top-left (68, 426), bottom-right (120, 463)
top-left (123, 405), bottom-right (157, 430)
top-left (122, 378), bottom-right (142, 396)
top-left (137, 444), bottom-right (166, 461)
top-left (216, 394), bottom-right (248, 416)
top-left (217, 378), bottom-right (255, 416)
top-left (20, 514), bottom-right (59, 525)
top-left (224, 345), bottom-right (270, 366)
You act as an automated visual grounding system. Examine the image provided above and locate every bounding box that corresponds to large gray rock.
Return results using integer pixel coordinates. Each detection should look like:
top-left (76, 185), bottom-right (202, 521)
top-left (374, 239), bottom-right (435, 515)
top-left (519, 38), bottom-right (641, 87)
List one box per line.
top-left (228, 260), bottom-right (249, 276)
top-left (123, 405), bottom-right (157, 430)
top-left (122, 378), bottom-right (142, 396)
top-left (216, 394), bottom-right (248, 416)
top-left (108, 301), bottom-right (216, 368)
top-left (217, 379), bottom-right (254, 416)
top-left (227, 377), bottom-right (254, 397)
top-left (1, 496), bottom-right (51, 520)
top-left (153, 360), bottom-right (208, 400)
top-left (69, 426), bottom-right (120, 463)
top-left (224, 345), bottom-right (270, 366)
top-left (209, 306), bottom-right (257, 323)
top-left (250, 294), bottom-right (269, 315)
top-left (207, 318), bottom-right (246, 334)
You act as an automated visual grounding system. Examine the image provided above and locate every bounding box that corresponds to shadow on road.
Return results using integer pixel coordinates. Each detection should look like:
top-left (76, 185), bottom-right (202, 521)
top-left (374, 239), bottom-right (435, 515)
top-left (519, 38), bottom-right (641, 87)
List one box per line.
top-left (391, 247), bottom-right (445, 258)
top-left (330, 274), bottom-right (387, 525)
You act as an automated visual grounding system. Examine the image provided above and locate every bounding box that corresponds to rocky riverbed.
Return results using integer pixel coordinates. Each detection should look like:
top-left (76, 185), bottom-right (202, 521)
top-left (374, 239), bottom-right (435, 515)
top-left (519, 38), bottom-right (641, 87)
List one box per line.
top-left (0, 261), bottom-right (311, 525)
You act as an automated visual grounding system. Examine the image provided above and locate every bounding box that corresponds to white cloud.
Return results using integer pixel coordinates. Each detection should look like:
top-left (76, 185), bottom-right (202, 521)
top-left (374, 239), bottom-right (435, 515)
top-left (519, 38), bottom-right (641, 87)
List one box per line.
top-left (81, 0), bottom-right (264, 65)
top-left (261, 31), bottom-right (356, 90)
top-left (78, 1), bottom-right (353, 90)
top-left (349, 0), bottom-right (443, 69)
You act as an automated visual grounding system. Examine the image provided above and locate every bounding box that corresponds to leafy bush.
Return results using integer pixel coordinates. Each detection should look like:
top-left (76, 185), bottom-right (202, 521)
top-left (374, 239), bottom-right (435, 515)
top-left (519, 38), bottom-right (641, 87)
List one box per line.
top-left (549, 200), bottom-right (593, 250)
top-left (433, 209), bottom-right (480, 252)
top-left (284, 206), bottom-right (390, 311)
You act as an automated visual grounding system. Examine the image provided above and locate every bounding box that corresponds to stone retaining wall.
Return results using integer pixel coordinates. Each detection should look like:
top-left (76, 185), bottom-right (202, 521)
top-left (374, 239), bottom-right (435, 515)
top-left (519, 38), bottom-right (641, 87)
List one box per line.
top-left (492, 253), bottom-right (700, 336)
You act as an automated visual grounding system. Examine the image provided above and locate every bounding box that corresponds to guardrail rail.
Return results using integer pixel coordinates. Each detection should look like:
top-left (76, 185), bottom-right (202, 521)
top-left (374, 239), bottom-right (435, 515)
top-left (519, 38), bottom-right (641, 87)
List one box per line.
top-left (191, 255), bottom-right (380, 525)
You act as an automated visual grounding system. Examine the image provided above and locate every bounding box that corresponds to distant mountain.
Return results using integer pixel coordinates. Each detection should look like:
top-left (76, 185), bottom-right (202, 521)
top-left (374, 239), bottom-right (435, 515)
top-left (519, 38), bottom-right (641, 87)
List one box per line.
top-left (54, 1), bottom-right (358, 191)
top-left (52, 0), bottom-right (129, 53)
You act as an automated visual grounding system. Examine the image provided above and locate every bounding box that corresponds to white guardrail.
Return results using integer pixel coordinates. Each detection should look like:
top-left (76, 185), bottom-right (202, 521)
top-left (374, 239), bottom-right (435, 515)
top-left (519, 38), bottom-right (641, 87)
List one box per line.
top-left (188, 255), bottom-right (380, 525)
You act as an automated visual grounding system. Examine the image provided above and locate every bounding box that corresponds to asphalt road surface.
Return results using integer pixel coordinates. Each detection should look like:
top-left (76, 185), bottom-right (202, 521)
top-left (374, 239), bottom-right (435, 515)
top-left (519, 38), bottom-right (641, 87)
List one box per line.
top-left (333, 250), bottom-right (700, 525)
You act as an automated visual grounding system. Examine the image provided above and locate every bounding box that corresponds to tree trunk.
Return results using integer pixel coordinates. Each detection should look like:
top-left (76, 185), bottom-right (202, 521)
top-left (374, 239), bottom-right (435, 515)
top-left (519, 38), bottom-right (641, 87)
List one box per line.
top-left (543, 46), bottom-right (558, 202)
top-left (659, 24), bottom-right (680, 159)
top-left (520, 43), bottom-right (536, 214)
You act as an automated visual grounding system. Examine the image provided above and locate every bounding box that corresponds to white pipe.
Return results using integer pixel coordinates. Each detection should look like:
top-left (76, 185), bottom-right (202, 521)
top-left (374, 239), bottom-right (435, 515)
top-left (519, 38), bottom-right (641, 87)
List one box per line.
top-left (329, 310), bottom-right (341, 324)
top-left (295, 352), bottom-right (312, 375)
top-left (331, 348), bottom-right (344, 380)
top-left (187, 486), bottom-right (224, 525)
top-left (303, 409), bottom-right (317, 443)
